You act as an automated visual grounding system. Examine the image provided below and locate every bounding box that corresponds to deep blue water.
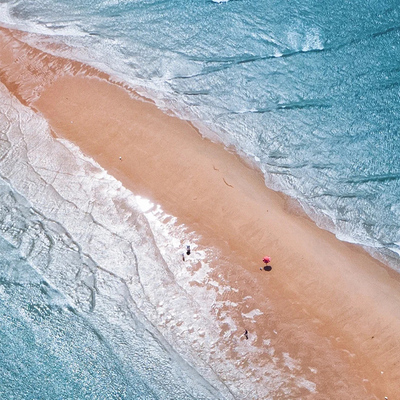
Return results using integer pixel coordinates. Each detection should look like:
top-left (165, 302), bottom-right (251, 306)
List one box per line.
top-left (1, 0), bottom-right (399, 262)
top-left (0, 0), bottom-right (399, 397)
top-left (2, 0), bottom-right (398, 263)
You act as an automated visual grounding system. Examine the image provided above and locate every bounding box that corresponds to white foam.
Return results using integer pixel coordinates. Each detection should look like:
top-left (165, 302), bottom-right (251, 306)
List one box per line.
top-left (242, 308), bottom-right (263, 320)
top-left (303, 28), bottom-right (324, 51)
top-left (283, 352), bottom-right (301, 372)
top-left (0, 3), bottom-right (86, 38)
top-left (296, 377), bottom-right (317, 393)
top-left (135, 195), bottom-right (155, 213)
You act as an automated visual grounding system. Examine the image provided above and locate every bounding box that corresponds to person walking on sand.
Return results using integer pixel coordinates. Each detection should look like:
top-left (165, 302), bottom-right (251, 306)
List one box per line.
top-left (186, 245), bottom-right (191, 256)
top-left (244, 329), bottom-right (249, 340)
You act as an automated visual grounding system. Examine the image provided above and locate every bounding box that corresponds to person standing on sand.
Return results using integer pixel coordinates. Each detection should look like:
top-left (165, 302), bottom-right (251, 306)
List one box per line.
top-left (244, 329), bottom-right (249, 340)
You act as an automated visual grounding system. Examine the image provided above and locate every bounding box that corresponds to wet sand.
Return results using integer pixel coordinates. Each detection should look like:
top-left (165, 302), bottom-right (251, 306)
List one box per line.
top-left (1, 26), bottom-right (400, 398)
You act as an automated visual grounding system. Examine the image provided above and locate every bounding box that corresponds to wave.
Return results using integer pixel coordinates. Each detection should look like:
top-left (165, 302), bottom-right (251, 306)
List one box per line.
top-left (344, 172), bottom-right (400, 184)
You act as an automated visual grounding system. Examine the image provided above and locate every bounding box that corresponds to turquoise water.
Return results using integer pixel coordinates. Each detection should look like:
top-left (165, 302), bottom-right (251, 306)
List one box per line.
top-left (0, 179), bottom-right (225, 400)
top-left (0, 0), bottom-right (399, 397)
top-left (2, 0), bottom-right (398, 264)
top-left (0, 237), bottom-right (147, 399)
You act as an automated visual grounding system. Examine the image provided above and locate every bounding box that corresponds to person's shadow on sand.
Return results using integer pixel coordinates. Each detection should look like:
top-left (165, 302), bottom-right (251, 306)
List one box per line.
top-left (263, 265), bottom-right (272, 271)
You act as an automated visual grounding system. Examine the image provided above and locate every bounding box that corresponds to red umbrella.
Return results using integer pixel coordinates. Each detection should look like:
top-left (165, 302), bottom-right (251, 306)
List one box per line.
top-left (262, 256), bottom-right (271, 264)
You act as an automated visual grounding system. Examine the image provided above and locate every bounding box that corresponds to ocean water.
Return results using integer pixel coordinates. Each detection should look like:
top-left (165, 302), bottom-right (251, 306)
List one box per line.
top-left (1, 0), bottom-right (399, 266)
top-left (0, 0), bottom-right (399, 398)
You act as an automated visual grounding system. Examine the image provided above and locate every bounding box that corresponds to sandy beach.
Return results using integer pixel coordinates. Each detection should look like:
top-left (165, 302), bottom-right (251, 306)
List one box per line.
top-left (1, 26), bottom-right (400, 398)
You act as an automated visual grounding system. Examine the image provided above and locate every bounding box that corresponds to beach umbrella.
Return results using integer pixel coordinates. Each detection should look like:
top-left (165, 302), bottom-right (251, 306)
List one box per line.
top-left (263, 256), bottom-right (271, 264)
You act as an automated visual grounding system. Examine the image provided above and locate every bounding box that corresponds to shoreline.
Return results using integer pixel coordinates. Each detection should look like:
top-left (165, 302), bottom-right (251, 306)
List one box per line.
top-left (1, 26), bottom-right (400, 398)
